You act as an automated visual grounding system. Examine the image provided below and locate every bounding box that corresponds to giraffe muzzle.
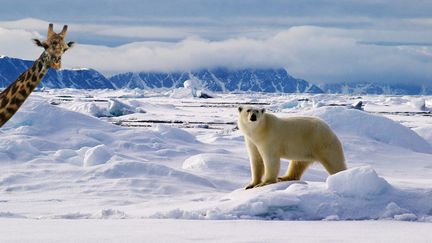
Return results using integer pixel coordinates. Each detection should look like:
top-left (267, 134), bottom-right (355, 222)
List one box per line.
top-left (51, 62), bottom-right (61, 70)
top-left (51, 56), bottom-right (62, 70)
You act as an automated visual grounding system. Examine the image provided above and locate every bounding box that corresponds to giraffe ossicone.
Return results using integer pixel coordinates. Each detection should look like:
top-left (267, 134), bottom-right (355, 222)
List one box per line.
top-left (0, 23), bottom-right (75, 127)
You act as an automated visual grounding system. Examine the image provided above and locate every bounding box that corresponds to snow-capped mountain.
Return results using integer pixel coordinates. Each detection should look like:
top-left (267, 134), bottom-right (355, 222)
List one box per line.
top-left (0, 56), bottom-right (321, 93)
top-left (0, 56), bottom-right (114, 89)
top-left (2, 55), bottom-right (432, 95)
top-left (321, 82), bottom-right (432, 95)
top-left (109, 68), bottom-right (324, 93)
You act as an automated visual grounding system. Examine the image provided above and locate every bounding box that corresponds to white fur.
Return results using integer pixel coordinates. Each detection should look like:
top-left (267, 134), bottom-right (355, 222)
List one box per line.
top-left (238, 106), bottom-right (347, 189)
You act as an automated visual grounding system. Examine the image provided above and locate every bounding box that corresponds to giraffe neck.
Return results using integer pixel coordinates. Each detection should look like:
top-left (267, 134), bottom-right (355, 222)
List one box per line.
top-left (0, 52), bottom-right (50, 127)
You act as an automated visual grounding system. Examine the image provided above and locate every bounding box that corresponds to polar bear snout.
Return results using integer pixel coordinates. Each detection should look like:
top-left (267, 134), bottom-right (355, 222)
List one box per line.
top-left (238, 106), bottom-right (266, 124)
top-left (248, 110), bottom-right (262, 122)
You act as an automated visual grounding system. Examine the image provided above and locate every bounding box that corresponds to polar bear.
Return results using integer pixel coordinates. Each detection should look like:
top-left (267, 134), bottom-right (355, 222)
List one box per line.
top-left (237, 106), bottom-right (347, 189)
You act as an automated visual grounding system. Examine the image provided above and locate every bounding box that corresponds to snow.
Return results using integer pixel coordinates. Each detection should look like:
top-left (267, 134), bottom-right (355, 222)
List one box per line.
top-left (170, 78), bottom-right (214, 99)
top-left (1, 219), bottom-right (431, 243)
top-left (66, 98), bottom-right (145, 117)
top-left (83, 144), bottom-right (113, 167)
top-left (65, 67), bottom-right (91, 71)
top-left (364, 96), bottom-right (430, 113)
top-left (153, 166), bottom-right (431, 221)
top-left (414, 125), bottom-right (432, 145)
top-left (326, 166), bottom-right (391, 198)
top-left (308, 107), bottom-right (432, 153)
top-left (183, 79), bottom-right (199, 89)
top-left (1, 90), bottom-right (432, 240)
top-left (182, 153), bottom-right (249, 175)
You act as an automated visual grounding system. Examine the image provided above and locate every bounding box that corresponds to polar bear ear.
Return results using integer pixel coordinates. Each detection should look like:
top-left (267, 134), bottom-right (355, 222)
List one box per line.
top-left (238, 106), bottom-right (243, 113)
top-left (261, 108), bottom-right (265, 113)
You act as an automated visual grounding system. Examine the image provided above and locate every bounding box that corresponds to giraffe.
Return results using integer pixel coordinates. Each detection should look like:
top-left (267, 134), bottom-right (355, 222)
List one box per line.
top-left (0, 23), bottom-right (74, 127)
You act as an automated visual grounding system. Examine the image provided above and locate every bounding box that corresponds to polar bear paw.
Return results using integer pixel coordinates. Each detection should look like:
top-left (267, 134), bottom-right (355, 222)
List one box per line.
top-left (245, 184), bottom-right (255, 190)
top-left (245, 181), bottom-right (260, 189)
top-left (277, 176), bottom-right (296, 182)
top-left (255, 179), bottom-right (277, 188)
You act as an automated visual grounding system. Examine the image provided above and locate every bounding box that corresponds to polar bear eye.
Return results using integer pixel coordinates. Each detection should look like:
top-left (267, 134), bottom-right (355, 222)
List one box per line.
top-left (246, 109), bottom-right (251, 113)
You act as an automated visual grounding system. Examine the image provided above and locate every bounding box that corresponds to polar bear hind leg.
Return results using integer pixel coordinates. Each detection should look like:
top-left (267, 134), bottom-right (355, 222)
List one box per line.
top-left (278, 160), bottom-right (313, 181)
top-left (317, 147), bottom-right (347, 175)
top-left (320, 157), bottom-right (347, 174)
top-left (313, 121), bottom-right (347, 175)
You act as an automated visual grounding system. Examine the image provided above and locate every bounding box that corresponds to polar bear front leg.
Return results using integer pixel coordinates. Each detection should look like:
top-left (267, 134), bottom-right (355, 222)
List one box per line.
top-left (255, 151), bottom-right (280, 187)
top-left (245, 138), bottom-right (264, 189)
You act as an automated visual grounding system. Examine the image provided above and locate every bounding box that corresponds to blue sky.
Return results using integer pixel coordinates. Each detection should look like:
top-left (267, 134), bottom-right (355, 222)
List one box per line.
top-left (0, 0), bottom-right (431, 85)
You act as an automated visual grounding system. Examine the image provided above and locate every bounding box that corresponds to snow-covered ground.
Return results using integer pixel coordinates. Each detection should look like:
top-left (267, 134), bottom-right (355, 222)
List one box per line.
top-left (1, 88), bottom-right (432, 241)
top-left (1, 219), bottom-right (431, 243)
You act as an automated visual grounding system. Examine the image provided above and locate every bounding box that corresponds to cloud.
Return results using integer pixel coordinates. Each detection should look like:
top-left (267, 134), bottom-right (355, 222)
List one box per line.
top-left (0, 20), bottom-right (431, 85)
top-left (63, 26), bottom-right (432, 85)
top-left (0, 18), bottom-right (240, 44)
top-left (2, 15), bottom-right (432, 47)
top-left (2, 1), bottom-right (432, 45)
top-left (0, 27), bottom-right (42, 58)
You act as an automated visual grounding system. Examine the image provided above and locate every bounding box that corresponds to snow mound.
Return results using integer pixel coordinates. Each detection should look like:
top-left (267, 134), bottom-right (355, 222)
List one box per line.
top-left (170, 79), bottom-right (214, 98)
top-left (326, 166), bottom-right (391, 198)
top-left (95, 161), bottom-right (215, 188)
top-left (183, 79), bottom-right (200, 89)
top-left (69, 102), bottom-right (108, 117)
top-left (83, 144), bottom-right (113, 167)
top-left (152, 124), bottom-right (196, 143)
top-left (94, 209), bottom-right (128, 219)
top-left (382, 202), bottom-right (413, 220)
top-left (154, 186), bottom-right (432, 221)
top-left (0, 139), bottom-right (41, 161)
top-left (182, 153), bottom-right (249, 175)
top-left (153, 167), bottom-right (432, 221)
top-left (307, 107), bottom-right (432, 153)
top-left (3, 97), bottom-right (118, 134)
top-left (410, 98), bottom-right (428, 111)
top-left (107, 99), bottom-right (143, 117)
top-left (51, 209), bottom-right (128, 219)
top-left (68, 99), bottom-right (145, 118)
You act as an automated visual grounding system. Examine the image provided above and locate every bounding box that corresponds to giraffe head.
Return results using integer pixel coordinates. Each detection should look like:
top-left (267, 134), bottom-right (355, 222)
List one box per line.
top-left (33, 23), bottom-right (75, 70)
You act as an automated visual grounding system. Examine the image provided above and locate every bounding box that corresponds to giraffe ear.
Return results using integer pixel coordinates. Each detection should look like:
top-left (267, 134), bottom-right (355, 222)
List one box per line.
top-left (33, 39), bottom-right (48, 49)
top-left (63, 41), bottom-right (75, 52)
top-left (67, 41), bottom-right (75, 48)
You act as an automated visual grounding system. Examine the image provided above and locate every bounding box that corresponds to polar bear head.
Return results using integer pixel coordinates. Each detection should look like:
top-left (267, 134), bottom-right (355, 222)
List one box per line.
top-left (238, 106), bottom-right (266, 126)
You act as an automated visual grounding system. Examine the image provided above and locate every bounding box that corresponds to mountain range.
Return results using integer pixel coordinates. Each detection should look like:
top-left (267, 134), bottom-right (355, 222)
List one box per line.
top-left (1, 55), bottom-right (431, 95)
top-left (320, 82), bottom-right (432, 95)
top-left (0, 56), bottom-right (114, 89)
top-left (109, 68), bottom-right (323, 93)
